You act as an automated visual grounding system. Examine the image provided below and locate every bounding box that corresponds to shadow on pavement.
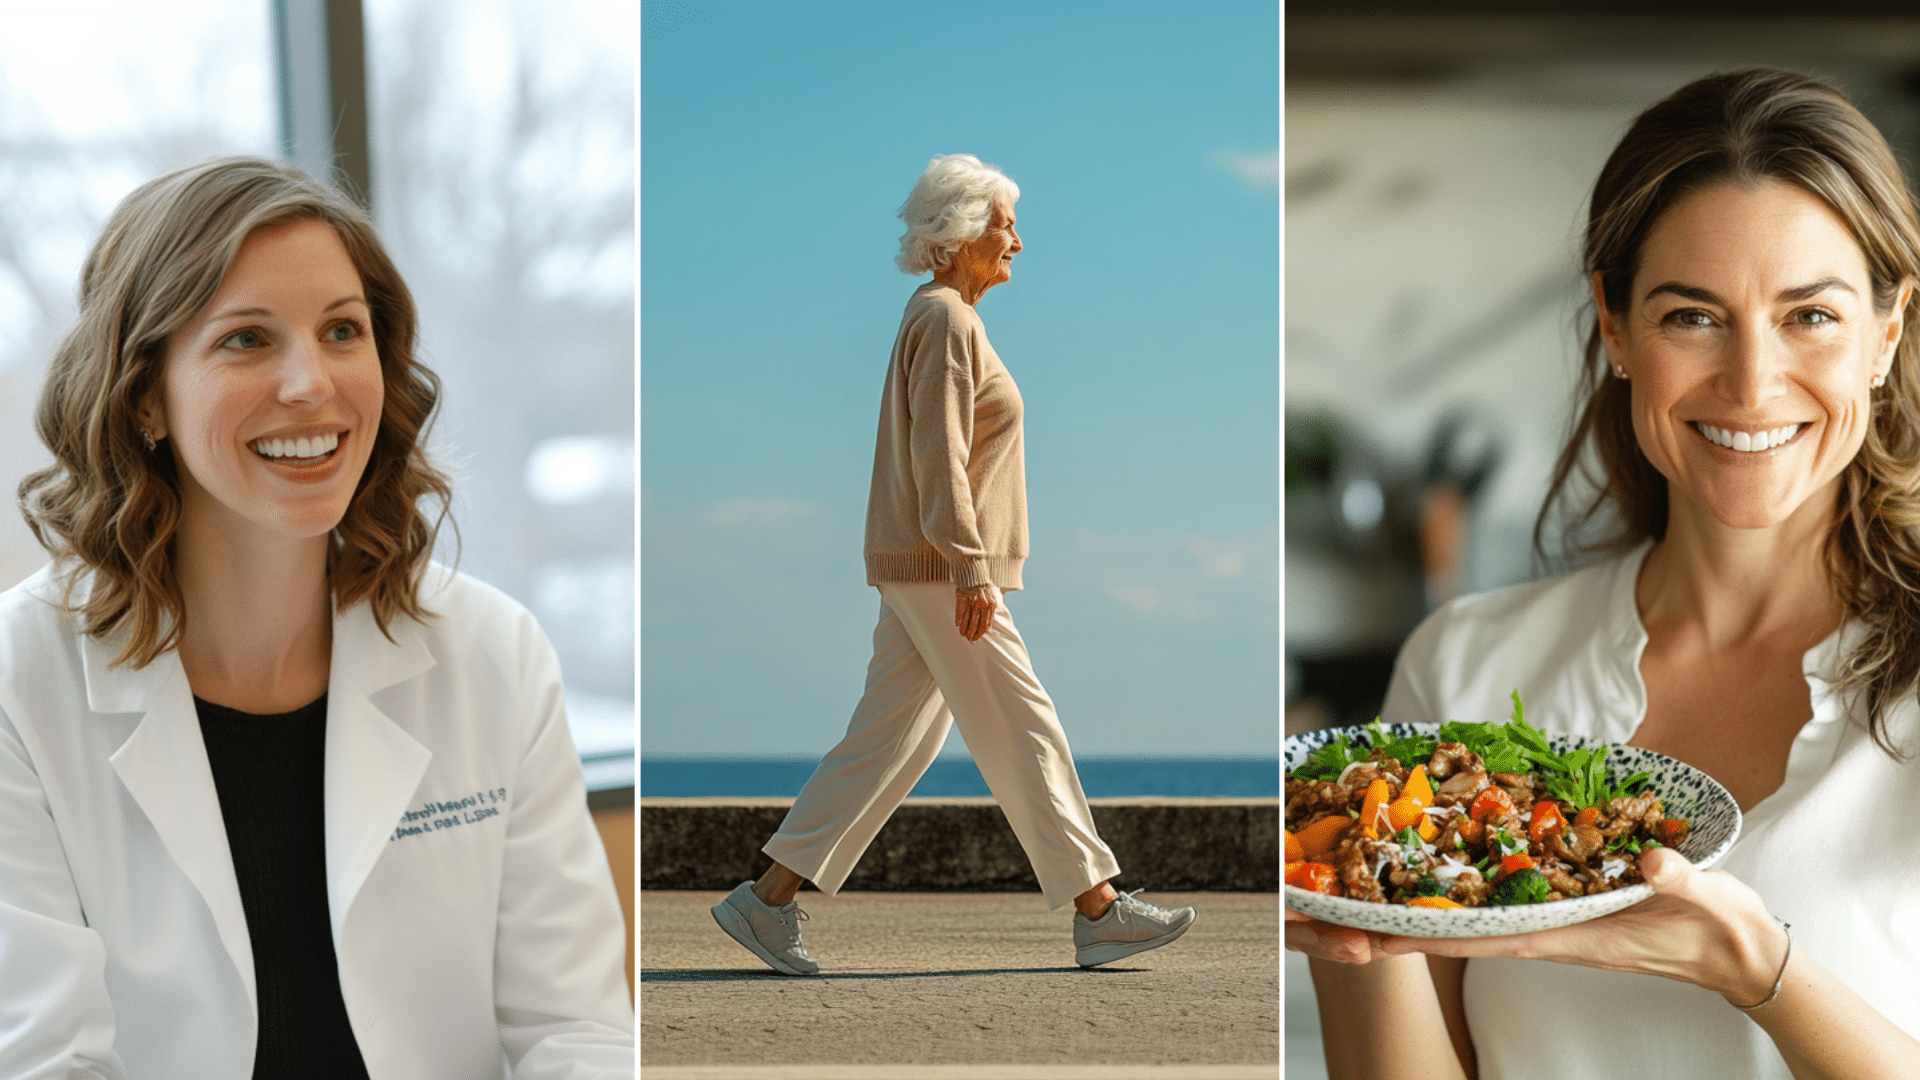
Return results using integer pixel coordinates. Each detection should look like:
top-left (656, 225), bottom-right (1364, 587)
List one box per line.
top-left (641, 966), bottom-right (1156, 982)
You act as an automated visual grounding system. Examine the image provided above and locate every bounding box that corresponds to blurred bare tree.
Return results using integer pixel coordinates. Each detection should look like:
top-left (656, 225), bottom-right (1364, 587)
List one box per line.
top-left (0, 0), bottom-right (635, 725)
top-left (368, 0), bottom-right (635, 708)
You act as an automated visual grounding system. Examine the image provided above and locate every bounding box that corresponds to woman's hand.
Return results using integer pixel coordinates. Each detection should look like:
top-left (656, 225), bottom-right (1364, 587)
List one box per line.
top-left (1286, 906), bottom-right (1395, 965)
top-left (1378, 847), bottom-right (1785, 1002)
top-left (955, 583), bottom-right (997, 642)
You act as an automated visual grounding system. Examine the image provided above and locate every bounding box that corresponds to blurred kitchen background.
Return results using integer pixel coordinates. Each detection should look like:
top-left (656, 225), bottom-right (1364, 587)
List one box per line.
top-left (1285, 3), bottom-right (1920, 1077)
top-left (0, 0), bottom-right (634, 793)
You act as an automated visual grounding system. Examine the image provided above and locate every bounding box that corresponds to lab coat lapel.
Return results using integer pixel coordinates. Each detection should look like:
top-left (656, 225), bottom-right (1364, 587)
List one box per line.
top-left (93, 633), bottom-right (259, 1009)
top-left (324, 601), bottom-right (434, 942)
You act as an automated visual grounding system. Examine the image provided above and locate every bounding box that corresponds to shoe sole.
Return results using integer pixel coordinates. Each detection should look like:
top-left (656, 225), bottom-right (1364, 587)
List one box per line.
top-left (1075, 913), bottom-right (1195, 969)
top-left (710, 898), bottom-right (818, 976)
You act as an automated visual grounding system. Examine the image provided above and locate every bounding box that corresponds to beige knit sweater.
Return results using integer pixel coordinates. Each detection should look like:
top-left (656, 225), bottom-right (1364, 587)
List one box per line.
top-left (864, 282), bottom-right (1027, 591)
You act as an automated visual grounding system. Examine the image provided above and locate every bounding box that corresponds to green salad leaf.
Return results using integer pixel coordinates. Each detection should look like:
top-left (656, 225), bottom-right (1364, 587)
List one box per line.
top-left (1289, 691), bottom-right (1654, 814)
top-left (1365, 720), bottom-right (1438, 773)
top-left (1294, 734), bottom-right (1370, 782)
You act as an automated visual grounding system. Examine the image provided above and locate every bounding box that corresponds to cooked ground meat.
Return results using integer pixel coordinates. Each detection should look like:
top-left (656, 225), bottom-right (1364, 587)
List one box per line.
top-left (1539, 861), bottom-right (1585, 898)
top-left (1426, 742), bottom-right (1479, 780)
top-left (1565, 823), bottom-right (1605, 863)
top-left (1367, 749), bottom-right (1409, 784)
top-left (1339, 761), bottom-right (1404, 801)
top-left (1285, 779), bottom-right (1351, 824)
top-left (1446, 869), bottom-right (1489, 906)
top-left (1490, 771), bottom-right (1536, 805)
top-left (1332, 837), bottom-right (1386, 903)
top-left (1388, 862), bottom-right (1430, 892)
top-left (1600, 794), bottom-right (1664, 841)
top-left (1432, 813), bottom-right (1475, 855)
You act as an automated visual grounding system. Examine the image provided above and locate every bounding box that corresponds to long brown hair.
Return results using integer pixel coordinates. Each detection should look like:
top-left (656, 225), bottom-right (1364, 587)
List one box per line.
top-left (19, 156), bottom-right (454, 667)
top-left (1539, 69), bottom-right (1920, 758)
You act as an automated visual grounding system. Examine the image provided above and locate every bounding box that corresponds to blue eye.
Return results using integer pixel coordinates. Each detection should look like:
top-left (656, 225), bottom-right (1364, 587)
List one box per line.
top-left (1795, 309), bottom-right (1837, 326)
top-left (220, 328), bottom-right (265, 349)
top-left (1665, 309), bottom-right (1712, 328)
top-left (326, 321), bottom-right (361, 342)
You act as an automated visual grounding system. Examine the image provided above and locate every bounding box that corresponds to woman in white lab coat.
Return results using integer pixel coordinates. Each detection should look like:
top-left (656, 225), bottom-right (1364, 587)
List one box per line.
top-left (0, 157), bottom-right (631, 1078)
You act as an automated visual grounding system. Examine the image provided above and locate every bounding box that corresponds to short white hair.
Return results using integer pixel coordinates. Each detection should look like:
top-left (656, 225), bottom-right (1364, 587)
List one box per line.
top-left (895, 153), bottom-right (1020, 275)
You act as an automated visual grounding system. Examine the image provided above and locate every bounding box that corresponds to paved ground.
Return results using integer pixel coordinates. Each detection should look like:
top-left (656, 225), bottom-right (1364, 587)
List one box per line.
top-left (639, 890), bottom-right (1279, 1077)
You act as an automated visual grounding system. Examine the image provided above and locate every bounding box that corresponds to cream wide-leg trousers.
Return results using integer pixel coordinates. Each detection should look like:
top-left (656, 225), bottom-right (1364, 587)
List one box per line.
top-left (762, 581), bottom-right (1121, 910)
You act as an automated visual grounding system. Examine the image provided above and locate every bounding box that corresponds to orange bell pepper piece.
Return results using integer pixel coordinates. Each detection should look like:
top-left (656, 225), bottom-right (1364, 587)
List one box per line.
top-left (1406, 895), bottom-right (1464, 909)
top-left (1416, 816), bottom-right (1437, 842)
top-left (1295, 815), bottom-right (1354, 859)
top-left (1403, 764), bottom-right (1433, 806)
top-left (1287, 861), bottom-right (1339, 894)
top-left (1359, 777), bottom-right (1392, 839)
top-left (1285, 829), bottom-right (1304, 863)
top-left (1387, 764), bottom-right (1436, 832)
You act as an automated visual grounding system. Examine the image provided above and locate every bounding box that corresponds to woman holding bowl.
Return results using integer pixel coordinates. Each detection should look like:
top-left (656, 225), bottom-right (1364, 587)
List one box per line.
top-left (711, 153), bottom-right (1195, 973)
top-left (0, 158), bottom-right (632, 1076)
top-left (1288, 70), bottom-right (1920, 1079)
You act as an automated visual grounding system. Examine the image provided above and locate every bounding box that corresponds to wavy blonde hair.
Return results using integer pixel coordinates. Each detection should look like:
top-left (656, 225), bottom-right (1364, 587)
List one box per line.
top-left (19, 156), bottom-right (453, 668)
top-left (1540, 69), bottom-right (1920, 758)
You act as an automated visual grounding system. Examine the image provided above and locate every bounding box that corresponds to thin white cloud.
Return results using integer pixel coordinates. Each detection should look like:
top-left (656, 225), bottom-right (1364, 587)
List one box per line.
top-left (1216, 149), bottom-right (1280, 189)
top-left (705, 496), bottom-right (817, 527)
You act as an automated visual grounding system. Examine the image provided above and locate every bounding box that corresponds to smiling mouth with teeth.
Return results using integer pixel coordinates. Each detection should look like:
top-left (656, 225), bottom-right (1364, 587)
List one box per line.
top-left (250, 431), bottom-right (342, 462)
top-left (1691, 422), bottom-right (1803, 453)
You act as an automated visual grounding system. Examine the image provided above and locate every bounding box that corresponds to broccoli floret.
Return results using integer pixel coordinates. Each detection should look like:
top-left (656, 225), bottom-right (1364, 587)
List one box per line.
top-left (1404, 876), bottom-right (1447, 898)
top-left (1487, 868), bottom-right (1551, 907)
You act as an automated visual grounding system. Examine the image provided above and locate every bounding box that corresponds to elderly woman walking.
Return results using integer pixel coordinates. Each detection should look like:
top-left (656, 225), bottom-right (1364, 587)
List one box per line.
top-left (712, 153), bottom-right (1195, 974)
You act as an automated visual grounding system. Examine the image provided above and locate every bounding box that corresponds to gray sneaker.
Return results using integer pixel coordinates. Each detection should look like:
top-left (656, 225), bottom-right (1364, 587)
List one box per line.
top-left (1074, 890), bottom-right (1195, 968)
top-left (711, 881), bottom-right (820, 975)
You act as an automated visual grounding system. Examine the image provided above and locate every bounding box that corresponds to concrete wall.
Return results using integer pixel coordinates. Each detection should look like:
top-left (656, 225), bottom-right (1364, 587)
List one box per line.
top-left (641, 797), bottom-right (1279, 893)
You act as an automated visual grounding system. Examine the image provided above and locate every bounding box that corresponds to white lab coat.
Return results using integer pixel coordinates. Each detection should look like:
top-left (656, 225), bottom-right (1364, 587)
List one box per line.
top-left (0, 563), bottom-right (633, 1079)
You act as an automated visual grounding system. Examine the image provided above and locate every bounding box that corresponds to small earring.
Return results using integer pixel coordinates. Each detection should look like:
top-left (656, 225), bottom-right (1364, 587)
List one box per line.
top-left (1872, 374), bottom-right (1887, 389)
top-left (1613, 365), bottom-right (1628, 379)
top-left (142, 429), bottom-right (157, 452)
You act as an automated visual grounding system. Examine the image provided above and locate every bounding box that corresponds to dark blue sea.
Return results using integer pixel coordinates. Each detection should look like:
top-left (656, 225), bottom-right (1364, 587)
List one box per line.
top-left (640, 757), bottom-right (1280, 798)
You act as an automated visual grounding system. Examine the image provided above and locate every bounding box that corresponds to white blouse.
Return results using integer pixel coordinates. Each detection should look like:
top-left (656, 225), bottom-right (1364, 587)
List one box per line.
top-left (1383, 543), bottom-right (1920, 1080)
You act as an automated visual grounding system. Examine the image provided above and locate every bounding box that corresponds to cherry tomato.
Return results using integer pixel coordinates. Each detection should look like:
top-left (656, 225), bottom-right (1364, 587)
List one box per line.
top-left (1529, 801), bottom-right (1568, 845)
top-left (1469, 785), bottom-right (1516, 824)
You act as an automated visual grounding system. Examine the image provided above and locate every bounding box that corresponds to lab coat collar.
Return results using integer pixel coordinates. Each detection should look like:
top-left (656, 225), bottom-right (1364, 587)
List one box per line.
top-left (85, 595), bottom-right (438, 1009)
top-left (323, 599), bottom-right (435, 941)
top-left (92, 630), bottom-right (262, 1011)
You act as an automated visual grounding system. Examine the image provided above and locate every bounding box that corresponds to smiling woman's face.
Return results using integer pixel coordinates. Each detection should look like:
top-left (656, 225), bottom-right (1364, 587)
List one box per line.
top-left (149, 218), bottom-right (385, 545)
top-left (949, 197), bottom-right (1022, 289)
top-left (1602, 178), bottom-right (1910, 532)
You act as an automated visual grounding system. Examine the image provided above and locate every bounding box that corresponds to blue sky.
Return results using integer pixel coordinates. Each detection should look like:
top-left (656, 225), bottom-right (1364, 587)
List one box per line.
top-left (640, 0), bottom-right (1277, 757)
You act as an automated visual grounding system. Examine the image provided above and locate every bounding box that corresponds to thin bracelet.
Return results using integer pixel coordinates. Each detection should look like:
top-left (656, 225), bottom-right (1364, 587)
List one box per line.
top-left (1731, 919), bottom-right (1792, 1012)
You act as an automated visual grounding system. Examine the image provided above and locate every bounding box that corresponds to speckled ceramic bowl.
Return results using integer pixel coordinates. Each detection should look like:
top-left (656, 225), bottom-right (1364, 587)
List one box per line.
top-left (1284, 722), bottom-right (1741, 938)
